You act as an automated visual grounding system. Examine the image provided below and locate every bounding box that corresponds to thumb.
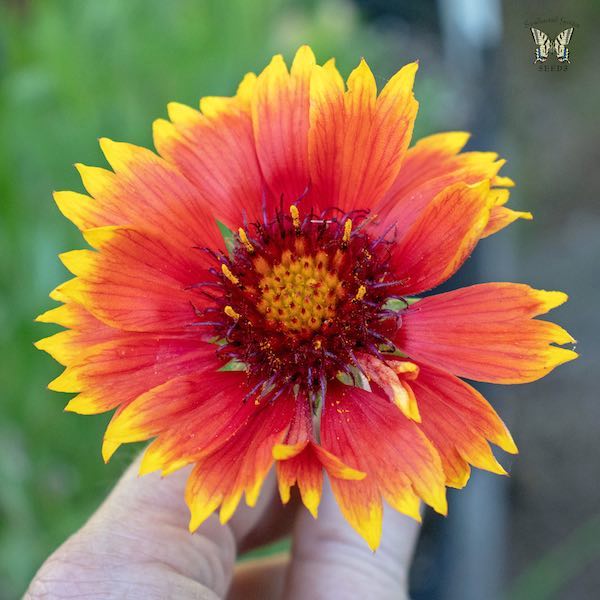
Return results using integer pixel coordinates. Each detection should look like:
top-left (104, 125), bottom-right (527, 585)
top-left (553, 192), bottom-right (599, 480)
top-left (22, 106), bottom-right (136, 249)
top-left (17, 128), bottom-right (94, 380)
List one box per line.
top-left (26, 455), bottom-right (284, 600)
top-left (285, 477), bottom-right (420, 600)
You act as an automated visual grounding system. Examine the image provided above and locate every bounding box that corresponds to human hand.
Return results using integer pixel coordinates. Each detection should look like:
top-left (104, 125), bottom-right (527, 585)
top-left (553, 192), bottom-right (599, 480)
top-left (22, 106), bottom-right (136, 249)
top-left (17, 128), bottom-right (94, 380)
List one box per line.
top-left (26, 456), bottom-right (420, 599)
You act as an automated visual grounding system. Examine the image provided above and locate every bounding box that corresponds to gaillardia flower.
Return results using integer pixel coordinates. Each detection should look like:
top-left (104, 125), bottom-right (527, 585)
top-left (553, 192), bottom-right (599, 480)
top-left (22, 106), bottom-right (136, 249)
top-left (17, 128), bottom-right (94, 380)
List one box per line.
top-left (37, 46), bottom-right (577, 549)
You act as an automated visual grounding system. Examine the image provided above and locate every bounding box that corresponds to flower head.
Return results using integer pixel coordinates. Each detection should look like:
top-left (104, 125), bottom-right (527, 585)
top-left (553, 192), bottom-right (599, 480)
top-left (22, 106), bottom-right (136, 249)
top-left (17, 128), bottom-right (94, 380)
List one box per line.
top-left (37, 46), bottom-right (577, 549)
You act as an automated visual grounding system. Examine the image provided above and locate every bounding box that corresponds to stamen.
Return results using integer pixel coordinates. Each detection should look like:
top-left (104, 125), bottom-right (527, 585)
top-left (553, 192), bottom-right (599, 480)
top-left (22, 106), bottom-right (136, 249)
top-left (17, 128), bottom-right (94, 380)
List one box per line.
top-left (370, 222), bottom-right (396, 249)
top-left (342, 219), bottom-right (352, 244)
top-left (354, 285), bottom-right (367, 301)
top-left (369, 279), bottom-right (404, 289)
top-left (352, 212), bottom-right (378, 234)
top-left (221, 264), bottom-right (240, 285)
top-left (224, 305), bottom-right (241, 320)
top-left (185, 281), bottom-right (222, 290)
top-left (243, 378), bottom-right (266, 403)
top-left (290, 205), bottom-right (301, 229)
top-left (368, 329), bottom-right (396, 350)
top-left (238, 228), bottom-right (254, 252)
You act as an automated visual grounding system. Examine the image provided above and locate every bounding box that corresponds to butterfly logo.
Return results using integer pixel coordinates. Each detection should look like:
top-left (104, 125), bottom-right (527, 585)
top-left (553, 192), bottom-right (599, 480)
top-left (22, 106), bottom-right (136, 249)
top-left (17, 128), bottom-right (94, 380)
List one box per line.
top-left (530, 27), bottom-right (574, 63)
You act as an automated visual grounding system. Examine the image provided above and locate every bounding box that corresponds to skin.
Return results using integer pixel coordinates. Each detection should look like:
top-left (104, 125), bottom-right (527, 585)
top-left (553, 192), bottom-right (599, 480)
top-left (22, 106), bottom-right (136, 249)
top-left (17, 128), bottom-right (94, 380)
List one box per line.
top-left (25, 456), bottom-right (420, 599)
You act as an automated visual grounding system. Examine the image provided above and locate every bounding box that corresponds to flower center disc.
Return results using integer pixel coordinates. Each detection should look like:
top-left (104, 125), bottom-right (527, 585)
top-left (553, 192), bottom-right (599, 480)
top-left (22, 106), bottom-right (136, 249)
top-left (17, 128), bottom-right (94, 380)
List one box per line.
top-left (257, 250), bottom-right (344, 332)
top-left (197, 206), bottom-right (402, 403)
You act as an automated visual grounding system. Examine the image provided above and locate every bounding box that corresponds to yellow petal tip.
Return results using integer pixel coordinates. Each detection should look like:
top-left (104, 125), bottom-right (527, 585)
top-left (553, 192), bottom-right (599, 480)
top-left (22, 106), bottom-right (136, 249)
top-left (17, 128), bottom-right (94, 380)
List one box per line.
top-left (101, 439), bottom-right (120, 463)
top-left (98, 137), bottom-right (114, 153)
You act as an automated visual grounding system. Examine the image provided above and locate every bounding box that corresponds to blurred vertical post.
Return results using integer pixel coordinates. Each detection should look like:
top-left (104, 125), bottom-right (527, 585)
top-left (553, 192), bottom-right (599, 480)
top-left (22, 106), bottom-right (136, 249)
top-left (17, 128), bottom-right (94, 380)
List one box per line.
top-left (437, 2), bottom-right (510, 600)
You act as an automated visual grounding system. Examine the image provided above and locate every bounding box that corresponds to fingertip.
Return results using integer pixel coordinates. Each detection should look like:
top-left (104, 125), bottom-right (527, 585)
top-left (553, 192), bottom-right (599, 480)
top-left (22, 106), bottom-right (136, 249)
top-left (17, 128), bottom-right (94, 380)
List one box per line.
top-left (284, 478), bottom-right (420, 599)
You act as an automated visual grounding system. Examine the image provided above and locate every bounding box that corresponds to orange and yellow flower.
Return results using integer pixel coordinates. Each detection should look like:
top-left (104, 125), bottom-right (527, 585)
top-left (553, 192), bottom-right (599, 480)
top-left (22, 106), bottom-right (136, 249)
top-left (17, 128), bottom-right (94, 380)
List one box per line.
top-left (37, 46), bottom-right (577, 549)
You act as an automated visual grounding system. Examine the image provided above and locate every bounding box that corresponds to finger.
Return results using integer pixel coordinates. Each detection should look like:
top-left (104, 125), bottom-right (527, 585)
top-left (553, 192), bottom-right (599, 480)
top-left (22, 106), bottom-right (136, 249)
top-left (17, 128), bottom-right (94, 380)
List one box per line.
top-left (284, 478), bottom-right (420, 600)
top-left (227, 553), bottom-right (289, 600)
top-left (102, 455), bottom-right (296, 552)
top-left (102, 454), bottom-right (283, 544)
top-left (27, 455), bottom-right (287, 599)
top-left (237, 489), bottom-right (300, 554)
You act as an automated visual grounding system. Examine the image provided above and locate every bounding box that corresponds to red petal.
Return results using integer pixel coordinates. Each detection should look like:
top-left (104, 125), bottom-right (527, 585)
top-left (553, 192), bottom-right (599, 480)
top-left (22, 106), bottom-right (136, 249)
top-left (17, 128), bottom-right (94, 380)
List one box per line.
top-left (153, 76), bottom-right (266, 229)
top-left (356, 352), bottom-right (421, 421)
top-left (185, 391), bottom-right (296, 530)
top-left (274, 398), bottom-right (364, 517)
top-left (482, 205), bottom-right (532, 238)
top-left (102, 371), bottom-right (253, 461)
top-left (35, 302), bottom-right (123, 366)
top-left (276, 444), bottom-right (323, 518)
top-left (320, 383), bottom-right (447, 549)
top-left (411, 363), bottom-right (517, 487)
top-left (55, 226), bottom-right (211, 332)
top-left (309, 60), bottom-right (418, 213)
top-left (55, 138), bottom-right (223, 251)
top-left (376, 132), bottom-right (514, 237)
top-left (392, 181), bottom-right (492, 295)
top-left (396, 283), bottom-right (577, 383)
top-left (252, 46), bottom-right (315, 207)
top-left (48, 334), bottom-right (218, 415)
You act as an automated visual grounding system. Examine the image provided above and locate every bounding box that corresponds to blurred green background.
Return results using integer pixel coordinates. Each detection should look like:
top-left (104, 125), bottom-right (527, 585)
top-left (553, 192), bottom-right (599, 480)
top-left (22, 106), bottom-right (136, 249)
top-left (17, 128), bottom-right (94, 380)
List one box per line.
top-left (0, 0), bottom-right (597, 598)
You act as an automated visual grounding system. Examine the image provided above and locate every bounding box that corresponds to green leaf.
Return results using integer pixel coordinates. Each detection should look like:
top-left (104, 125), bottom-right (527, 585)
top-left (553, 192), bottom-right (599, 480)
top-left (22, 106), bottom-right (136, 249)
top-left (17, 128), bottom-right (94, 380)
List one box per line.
top-left (217, 221), bottom-right (236, 257)
top-left (384, 296), bottom-right (420, 311)
top-left (218, 359), bottom-right (247, 372)
top-left (336, 367), bottom-right (371, 390)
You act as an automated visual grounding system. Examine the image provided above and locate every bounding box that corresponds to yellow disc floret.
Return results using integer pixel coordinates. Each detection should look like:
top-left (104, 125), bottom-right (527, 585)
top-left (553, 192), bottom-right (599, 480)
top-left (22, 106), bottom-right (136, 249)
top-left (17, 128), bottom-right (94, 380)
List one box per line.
top-left (257, 250), bottom-right (345, 332)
